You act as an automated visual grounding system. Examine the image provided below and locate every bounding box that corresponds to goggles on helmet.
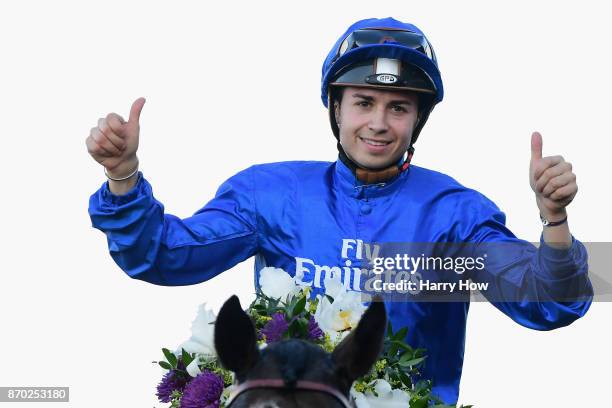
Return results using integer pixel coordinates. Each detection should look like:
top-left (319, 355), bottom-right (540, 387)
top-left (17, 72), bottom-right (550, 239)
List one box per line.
top-left (334, 28), bottom-right (435, 63)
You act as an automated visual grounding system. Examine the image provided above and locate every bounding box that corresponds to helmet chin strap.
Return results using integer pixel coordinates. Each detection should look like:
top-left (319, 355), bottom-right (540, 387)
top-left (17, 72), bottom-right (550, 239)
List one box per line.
top-left (337, 141), bottom-right (415, 185)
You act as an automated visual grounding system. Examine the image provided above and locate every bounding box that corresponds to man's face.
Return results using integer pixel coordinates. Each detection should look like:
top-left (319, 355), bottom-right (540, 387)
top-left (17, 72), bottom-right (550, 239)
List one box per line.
top-left (335, 86), bottom-right (419, 170)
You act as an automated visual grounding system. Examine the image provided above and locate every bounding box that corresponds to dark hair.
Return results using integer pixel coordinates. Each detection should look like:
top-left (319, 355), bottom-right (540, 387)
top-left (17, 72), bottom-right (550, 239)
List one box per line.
top-left (330, 86), bottom-right (344, 107)
top-left (331, 86), bottom-right (424, 112)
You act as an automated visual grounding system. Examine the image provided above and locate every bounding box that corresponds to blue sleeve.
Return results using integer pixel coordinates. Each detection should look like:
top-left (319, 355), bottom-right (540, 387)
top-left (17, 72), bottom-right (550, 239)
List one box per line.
top-left (88, 168), bottom-right (259, 286)
top-left (456, 191), bottom-right (593, 330)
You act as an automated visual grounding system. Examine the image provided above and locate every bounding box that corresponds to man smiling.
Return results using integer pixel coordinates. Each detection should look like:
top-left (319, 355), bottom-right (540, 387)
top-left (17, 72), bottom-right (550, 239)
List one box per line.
top-left (87, 17), bottom-right (592, 404)
top-left (334, 88), bottom-right (419, 170)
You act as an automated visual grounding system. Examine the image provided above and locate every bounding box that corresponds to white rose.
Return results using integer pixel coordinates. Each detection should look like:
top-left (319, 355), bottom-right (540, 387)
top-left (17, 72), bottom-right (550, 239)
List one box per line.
top-left (259, 267), bottom-right (301, 300)
top-left (373, 379), bottom-right (392, 398)
top-left (314, 278), bottom-right (367, 339)
top-left (176, 303), bottom-right (216, 356)
top-left (390, 389), bottom-right (411, 401)
top-left (351, 388), bottom-right (371, 408)
top-left (322, 273), bottom-right (345, 299)
top-left (362, 386), bottom-right (411, 408)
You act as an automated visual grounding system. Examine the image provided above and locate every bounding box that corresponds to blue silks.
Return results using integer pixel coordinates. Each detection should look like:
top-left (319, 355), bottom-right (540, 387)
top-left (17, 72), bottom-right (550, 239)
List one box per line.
top-left (89, 159), bottom-right (592, 404)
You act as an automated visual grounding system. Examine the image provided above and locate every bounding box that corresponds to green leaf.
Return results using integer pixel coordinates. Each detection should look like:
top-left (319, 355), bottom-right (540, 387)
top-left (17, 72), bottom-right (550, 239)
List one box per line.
top-left (398, 349), bottom-right (415, 361)
top-left (388, 342), bottom-right (400, 357)
top-left (159, 361), bottom-right (173, 370)
top-left (391, 340), bottom-right (412, 351)
top-left (398, 356), bottom-right (426, 367)
top-left (413, 379), bottom-right (431, 393)
top-left (162, 348), bottom-right (178, 368)
top-left (291, 296), bottom-right (307, 317)
top-left (393, 327), bottom-right (408, 341)
top-left (181, 348), bottom-right (194, 367)
top-left (388, 371), bottom-right (400, 385)
top-left (410, 396), bottom-right (429, 408)
top-left (387, 321), bottom-right (394, 338)
top-left (287, 318), bottom-right (301, 337)
top-left (399, 370), bottom-right (412, 387)
top-left (288, 316), bottom-right (309, 339)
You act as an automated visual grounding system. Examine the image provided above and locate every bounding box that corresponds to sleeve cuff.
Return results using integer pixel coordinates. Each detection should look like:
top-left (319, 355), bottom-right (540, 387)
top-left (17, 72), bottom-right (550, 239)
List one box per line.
top-left (89, 172), bottom-right (158, 233)
top-left (100, 172), bottom-right (146, 205)
top-left (539, 232), bottom-right (575, 258)
top-left (537, 233), bottom-right (586, 280)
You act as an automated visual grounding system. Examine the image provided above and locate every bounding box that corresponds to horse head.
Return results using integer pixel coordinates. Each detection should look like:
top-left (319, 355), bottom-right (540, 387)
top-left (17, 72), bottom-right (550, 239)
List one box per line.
top-left (214, 295), bottom-right (387, 408)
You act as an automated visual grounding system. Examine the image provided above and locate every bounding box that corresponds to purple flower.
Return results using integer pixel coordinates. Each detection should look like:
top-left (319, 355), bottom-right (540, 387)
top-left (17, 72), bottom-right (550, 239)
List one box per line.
top-left (156, 369), bottom-right (189, 403)
top-left (180, 370), bottom-right (224, 408)
top-left (261, 312), bottom-right (289, 343)
top-left (307, 316), bottom-right (324, 341)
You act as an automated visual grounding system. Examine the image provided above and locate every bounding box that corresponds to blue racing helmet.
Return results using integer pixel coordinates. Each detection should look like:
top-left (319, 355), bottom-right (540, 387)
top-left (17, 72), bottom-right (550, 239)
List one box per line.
top-left (321, 17), bottom-right (444, 145)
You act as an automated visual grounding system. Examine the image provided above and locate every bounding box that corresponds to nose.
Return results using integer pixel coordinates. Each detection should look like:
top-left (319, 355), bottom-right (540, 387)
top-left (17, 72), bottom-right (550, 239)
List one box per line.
top-left (368, 106), bottom-right (389, 134)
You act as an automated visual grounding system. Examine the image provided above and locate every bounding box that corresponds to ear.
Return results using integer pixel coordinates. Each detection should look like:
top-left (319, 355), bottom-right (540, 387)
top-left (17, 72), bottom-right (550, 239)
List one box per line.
top-left (334, 101), bottom-right (341, 125)
top-left (331, 299), bottom-right (387, 383)
top-left (214, 295), bottom-right (259, 375)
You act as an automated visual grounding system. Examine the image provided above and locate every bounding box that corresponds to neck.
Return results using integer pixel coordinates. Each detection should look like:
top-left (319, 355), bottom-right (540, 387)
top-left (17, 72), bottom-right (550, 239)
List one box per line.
top-left (337, 143), bottom-right (413, 184)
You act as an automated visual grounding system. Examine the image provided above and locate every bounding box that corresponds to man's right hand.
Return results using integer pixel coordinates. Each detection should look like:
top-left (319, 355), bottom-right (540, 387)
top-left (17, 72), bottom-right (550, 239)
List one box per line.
top-left (86, 97), bottom-right (146, 179)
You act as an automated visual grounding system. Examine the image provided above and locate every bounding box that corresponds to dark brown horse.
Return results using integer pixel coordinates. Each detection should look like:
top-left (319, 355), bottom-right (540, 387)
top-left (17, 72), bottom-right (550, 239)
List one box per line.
top-left (214, 295), bottom-right (387, 408)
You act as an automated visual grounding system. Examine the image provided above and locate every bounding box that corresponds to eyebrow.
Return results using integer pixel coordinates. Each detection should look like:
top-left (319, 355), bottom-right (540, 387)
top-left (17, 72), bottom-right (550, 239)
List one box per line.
top-left (352, 93), bottom-right (414, 105)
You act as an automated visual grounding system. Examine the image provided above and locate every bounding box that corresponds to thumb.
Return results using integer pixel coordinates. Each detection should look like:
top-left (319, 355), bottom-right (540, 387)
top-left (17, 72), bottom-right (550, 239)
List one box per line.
top-left (531, 131), bottom-right (543, 161)
top-left (128, 97), bottom-right (146, 125)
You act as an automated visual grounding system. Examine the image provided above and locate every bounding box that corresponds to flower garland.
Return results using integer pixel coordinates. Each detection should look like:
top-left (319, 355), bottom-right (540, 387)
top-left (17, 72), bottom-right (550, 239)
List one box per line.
top-left (154, 267), bottom-right (472, 408)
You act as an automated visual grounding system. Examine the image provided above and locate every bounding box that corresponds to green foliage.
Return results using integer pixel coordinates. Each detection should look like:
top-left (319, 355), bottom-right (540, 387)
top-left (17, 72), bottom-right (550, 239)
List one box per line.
top-left (162, 348), bottom-right (178, 368)
top-left (181, 348), bottom-right (194, 368)
top-left (248, 290), bottom-right (325, 345)
top-left (197, 355), bottom-right (234, 387)
top-left (169, 390), bottom-right (182, 408)
top-left (352, 321), bottom-right (471, 407)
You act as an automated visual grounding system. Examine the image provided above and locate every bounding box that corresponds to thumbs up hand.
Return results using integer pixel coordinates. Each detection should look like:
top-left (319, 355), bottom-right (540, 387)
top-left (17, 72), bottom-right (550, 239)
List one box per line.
top-left (529, 131), bottom-right (577, 219)
top-left (86, 97), bottom-right (146, 178)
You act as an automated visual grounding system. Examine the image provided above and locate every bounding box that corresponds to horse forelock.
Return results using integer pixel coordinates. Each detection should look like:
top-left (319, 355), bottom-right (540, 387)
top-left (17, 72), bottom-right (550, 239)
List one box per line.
top-left (229, 339), bottom-right (350, 408)
top-left (228, 389), bottom-right (352, 408)
top-left (250, 340), bottom-right (334, 384)
top-left (247, 401), bottom-right (284, 408)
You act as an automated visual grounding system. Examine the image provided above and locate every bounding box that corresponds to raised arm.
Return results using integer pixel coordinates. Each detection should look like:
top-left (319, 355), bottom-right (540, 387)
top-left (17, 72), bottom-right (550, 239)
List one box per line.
top-left (461, 192), bottom-right (592, 330)
top-left (87, 99), bottom-right (258, 286)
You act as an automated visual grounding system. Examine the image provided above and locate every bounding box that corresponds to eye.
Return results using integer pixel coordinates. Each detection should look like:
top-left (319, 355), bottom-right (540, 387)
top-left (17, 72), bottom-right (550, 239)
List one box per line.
top-left (391, 104), bottom-right (407, 113)
top-left (356, 100), bottom-right (371, 107)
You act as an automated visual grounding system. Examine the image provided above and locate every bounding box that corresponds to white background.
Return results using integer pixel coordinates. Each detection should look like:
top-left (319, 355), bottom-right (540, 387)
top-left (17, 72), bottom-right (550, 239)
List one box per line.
top-left (1, 0), bottom-right (610, 407)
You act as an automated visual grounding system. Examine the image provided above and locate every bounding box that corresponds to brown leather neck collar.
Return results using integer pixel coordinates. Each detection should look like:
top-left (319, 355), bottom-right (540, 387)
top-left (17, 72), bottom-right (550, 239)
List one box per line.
top-left (355, 165), bottom-right (400, 184)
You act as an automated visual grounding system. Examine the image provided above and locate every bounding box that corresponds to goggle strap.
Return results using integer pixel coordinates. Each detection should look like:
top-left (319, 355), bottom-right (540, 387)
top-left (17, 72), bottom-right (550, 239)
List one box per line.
top-left (375, 58), bottom-right (400, 76)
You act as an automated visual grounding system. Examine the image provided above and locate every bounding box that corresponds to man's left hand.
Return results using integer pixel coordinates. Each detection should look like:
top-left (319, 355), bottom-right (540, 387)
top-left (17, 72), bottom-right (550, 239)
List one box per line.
top-left (529, 131), bottom-right (577, 220)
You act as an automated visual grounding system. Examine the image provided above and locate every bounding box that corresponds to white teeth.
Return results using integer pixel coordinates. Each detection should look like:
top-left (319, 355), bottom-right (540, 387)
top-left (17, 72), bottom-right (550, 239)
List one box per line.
top-left (361, 137), bottom-right (389, 146)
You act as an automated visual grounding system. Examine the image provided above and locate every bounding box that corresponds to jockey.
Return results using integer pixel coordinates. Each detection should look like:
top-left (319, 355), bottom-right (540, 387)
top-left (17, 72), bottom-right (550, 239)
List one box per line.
top-left (87, 17), bottom-right (592, 404)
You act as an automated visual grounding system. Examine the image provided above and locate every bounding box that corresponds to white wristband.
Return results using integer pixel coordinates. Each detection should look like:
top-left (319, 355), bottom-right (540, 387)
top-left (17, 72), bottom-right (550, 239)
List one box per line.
top-left (104, 161), bottom-right (139, 181)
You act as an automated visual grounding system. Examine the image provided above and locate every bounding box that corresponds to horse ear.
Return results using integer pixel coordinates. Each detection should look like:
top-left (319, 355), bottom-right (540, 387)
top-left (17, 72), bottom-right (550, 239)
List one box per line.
top-left (331, 299), bottom-right (387, 383)
top-left (214, 295), bottom-right (259, 375)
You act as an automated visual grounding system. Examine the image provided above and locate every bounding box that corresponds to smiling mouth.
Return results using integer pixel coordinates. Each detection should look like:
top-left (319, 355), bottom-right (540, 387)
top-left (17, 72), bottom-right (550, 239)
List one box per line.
top-left (358, 136), bottom-right (392, 146)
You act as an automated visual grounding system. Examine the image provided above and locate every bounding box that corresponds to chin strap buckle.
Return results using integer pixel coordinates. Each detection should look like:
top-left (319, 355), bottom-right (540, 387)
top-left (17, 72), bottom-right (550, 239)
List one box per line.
top-left (400, 146), bottom-right (415, 172)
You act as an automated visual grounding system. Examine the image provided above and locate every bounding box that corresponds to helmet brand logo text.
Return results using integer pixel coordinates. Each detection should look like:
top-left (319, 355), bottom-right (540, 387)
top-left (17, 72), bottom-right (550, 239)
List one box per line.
top-left (376, 74), bottom-right (397, 84)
